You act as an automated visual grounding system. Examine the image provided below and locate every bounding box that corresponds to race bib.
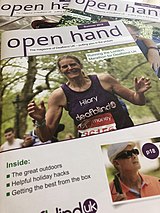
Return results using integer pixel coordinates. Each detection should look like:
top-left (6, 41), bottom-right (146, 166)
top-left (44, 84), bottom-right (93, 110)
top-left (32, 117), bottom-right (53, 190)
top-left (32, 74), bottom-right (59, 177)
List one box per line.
top-left (77, 113), bottom-right (117, 137)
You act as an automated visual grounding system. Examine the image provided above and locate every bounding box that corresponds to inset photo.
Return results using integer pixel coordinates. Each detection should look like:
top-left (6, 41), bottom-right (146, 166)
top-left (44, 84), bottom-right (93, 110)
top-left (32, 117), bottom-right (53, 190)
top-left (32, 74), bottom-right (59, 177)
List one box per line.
top-left (101, 137), bottom-right (160, 204)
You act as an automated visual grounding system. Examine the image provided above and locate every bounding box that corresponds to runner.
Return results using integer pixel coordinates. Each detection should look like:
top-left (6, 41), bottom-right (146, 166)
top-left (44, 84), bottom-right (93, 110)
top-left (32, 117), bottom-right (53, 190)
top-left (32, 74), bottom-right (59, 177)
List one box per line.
top-left (27, 55), bottom-right (151, 141)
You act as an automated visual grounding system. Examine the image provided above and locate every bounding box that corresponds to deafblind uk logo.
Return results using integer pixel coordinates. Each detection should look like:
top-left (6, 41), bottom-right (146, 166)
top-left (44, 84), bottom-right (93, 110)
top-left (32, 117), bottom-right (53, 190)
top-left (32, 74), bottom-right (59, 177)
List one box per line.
top-left (83, 198), bottom-right (98, 213)
top-left (40, 198), bottom-right (98, 213)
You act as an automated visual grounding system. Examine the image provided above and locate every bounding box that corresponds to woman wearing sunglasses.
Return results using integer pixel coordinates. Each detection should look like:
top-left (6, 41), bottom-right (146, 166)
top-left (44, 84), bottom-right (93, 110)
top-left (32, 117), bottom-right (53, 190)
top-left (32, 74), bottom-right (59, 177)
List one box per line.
top-left (27, 55), bottom-right (151, 141)
top-left (108, 142), bottom-right (160, 202)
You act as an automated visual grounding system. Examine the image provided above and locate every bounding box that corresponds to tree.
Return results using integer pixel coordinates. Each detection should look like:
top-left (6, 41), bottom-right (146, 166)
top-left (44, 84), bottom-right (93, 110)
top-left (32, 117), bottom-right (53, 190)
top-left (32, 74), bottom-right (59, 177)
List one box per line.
top-left (13, 56), bottom-right (39, 138)
top-left (0, 58), bottom-right (26, 144)
top-left (0, 56), bottom-right (62, 143)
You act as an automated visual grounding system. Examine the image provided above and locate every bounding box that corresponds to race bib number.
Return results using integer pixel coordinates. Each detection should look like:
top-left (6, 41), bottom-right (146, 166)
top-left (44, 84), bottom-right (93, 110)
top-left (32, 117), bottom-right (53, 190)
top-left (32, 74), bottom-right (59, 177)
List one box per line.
top-left (77, 113), bottom-right (117, 137)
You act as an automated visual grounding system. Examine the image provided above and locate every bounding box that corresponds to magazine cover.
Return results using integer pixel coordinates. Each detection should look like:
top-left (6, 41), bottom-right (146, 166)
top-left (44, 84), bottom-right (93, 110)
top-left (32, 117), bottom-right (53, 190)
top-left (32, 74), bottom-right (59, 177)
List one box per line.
top-left (0, 1), bottom-right (160, 213)
top-left (1, 20), bottom-right (160, 139)
top-left (61, 0), bottom-right (160, 78)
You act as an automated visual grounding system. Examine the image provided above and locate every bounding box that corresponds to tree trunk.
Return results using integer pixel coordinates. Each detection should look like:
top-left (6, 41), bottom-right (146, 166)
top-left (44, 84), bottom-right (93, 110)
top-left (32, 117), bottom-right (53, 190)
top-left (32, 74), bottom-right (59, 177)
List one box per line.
top-left (14, 56), bottom-right (38, 138)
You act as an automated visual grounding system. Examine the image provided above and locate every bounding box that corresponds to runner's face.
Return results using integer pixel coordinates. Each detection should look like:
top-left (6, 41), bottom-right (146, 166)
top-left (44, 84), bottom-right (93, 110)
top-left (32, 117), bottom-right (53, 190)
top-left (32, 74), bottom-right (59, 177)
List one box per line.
top-left (59, 58), bottom-right (82, 78)
top-left (114, 145), bottom-right (141, 173)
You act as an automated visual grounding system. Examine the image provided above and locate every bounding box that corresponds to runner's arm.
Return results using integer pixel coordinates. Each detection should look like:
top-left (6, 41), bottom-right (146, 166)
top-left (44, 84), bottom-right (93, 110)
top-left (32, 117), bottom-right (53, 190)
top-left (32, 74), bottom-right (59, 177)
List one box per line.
top-left (28, 88), bottom-right (65, 142)
top-left (101, 74), bottom-right (151, 105)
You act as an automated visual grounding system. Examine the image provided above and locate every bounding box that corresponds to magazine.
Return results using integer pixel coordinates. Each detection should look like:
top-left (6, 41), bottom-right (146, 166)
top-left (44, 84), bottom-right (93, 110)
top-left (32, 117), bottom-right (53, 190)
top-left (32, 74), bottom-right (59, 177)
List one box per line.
top-left (62, 0), bottom-right (160, 78)
top-left (0, 1), bottom-right (160, 213)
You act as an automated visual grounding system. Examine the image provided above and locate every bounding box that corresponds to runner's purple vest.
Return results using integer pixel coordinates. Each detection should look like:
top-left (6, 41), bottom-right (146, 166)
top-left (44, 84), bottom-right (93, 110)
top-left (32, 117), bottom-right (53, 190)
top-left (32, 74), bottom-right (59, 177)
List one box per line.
top-left (61, 75), bottom-right (134, 135)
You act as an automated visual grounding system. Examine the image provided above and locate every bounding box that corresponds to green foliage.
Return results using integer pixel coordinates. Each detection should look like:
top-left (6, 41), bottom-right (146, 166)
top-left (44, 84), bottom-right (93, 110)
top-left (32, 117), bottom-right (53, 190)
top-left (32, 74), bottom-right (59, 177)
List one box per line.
top-left (58, 110), bottom-right (75, 141)
top-left (153, 27), bottom-right (160, 39)
top-left (106, 167), bottom-right (117, 183)
top-left (60, 9), bottom-right (101, 27)
top-left (1, 92), bottom-right (16, 143)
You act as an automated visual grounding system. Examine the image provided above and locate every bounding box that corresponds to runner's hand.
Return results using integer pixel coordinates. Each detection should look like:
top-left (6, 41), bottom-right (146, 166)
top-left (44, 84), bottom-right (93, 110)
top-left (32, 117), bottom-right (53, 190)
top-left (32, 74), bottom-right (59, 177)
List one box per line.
top-left (134, 77), bottom-right (151, 94)
top-left (27, 100), bottom-right (46, 122)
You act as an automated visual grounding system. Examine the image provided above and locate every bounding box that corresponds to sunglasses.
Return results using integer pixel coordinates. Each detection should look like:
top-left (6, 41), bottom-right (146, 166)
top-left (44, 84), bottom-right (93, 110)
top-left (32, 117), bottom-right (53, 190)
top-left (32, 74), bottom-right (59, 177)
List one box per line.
top-left (115, 149), bottom-right (139, 160)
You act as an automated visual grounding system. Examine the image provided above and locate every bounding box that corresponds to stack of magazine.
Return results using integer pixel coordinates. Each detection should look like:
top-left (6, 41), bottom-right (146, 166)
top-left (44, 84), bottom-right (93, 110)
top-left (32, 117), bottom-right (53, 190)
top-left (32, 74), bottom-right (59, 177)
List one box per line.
top-left (0, 0), bottom-right (160, 212)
